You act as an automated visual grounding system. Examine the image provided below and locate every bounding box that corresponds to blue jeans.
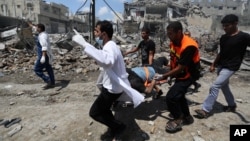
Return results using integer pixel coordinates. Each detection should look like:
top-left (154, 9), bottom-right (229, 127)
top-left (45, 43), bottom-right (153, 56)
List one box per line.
top-left (34, 55), bottom-right (55, 85)
top-left (202, 67), bottom-right (236, 112)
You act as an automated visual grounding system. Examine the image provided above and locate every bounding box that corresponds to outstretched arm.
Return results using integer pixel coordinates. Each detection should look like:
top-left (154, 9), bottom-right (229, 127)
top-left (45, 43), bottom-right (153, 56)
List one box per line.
top-left (123, 46), bottom-right (139, 56)
top-left (148, 50), bottom-right (154, 65)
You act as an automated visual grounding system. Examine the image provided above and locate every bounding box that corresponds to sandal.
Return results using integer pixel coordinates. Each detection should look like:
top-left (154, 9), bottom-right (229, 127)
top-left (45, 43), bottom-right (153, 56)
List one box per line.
top-left (194, 109), bottom-right (209, 119)
top-left (165, 120), bottom-right (183, 133)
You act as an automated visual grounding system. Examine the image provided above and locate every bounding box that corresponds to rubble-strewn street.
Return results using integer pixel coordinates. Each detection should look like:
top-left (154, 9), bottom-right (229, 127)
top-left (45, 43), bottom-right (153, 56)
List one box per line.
top-left (0, 65), bottom-right (250, 141)
top-left (1, 0), bottom-right (250, 140)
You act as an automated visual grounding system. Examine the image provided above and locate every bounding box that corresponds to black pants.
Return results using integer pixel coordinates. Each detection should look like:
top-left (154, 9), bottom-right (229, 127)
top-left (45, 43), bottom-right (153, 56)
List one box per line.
top-left (89, 87), bottom-right (123, 131)
top-left (166, 78), bottom-right (192, 119)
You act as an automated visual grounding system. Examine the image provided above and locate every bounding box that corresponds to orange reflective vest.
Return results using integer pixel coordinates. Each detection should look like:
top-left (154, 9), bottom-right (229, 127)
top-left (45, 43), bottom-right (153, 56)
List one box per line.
top-left (169, 35), bottom-right (200, 80)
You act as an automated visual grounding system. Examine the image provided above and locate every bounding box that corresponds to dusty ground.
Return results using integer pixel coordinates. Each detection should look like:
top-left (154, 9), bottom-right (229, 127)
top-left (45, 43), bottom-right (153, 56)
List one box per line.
top-left (0, 69), bottom-right (250, 141)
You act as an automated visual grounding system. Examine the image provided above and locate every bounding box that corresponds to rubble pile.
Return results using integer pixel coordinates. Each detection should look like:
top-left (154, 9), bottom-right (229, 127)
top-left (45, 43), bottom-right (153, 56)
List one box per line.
top-left (0, 36), bottom-right (99, 75)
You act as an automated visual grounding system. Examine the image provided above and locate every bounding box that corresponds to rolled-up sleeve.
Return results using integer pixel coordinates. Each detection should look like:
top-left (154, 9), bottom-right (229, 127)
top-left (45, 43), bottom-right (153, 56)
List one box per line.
top-left (39, 33), bottom-right (48, 51)
top-left (84, 41), bottom-right (116, 69)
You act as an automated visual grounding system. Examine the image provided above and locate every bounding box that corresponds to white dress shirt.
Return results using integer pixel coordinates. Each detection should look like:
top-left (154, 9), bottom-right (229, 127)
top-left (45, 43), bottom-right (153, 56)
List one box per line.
top-left (38, 32), bottom-right (53, 65)
top-left (84, 40), bottom-right (144, 107)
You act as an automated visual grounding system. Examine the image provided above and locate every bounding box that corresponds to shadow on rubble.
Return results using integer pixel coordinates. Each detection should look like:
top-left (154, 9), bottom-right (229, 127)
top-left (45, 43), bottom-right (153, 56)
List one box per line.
top-left (55, 80), bottom-right (71, 91)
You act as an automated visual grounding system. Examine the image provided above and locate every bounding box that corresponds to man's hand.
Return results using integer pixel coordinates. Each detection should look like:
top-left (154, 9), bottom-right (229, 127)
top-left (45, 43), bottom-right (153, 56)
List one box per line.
top-left (209, 64), bottom-right (215, 72)
top-left (40, 56), bottom-right (45, 64)
top-left (154, 73), bottom-right (164, 81)
top-left (72, 29), bottom-right (86, 48)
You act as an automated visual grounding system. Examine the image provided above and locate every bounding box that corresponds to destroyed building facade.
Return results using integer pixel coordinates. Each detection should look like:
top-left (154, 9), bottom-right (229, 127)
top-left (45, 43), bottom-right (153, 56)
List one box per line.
top-left (122, 0), bottom-right (250, 35)
top-left (0, 0), bottom-right (88, 34)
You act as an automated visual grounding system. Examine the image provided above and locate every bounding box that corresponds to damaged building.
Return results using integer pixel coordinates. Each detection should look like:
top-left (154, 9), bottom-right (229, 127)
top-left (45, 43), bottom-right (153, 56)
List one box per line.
top-left (121, 0), bottom-right (250, 70)
top-left (122, 0), bottom-right (250, 35)
top-left (123, 0), bottom-right (189, 34)
top-left (0, 0), bottom-right (88, 34)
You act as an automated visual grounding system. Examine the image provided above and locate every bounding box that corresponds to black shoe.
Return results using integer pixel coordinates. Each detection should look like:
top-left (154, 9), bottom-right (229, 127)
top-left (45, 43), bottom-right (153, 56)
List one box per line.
top-left (112, 124), bottom-right (126, 140)
top-left (100, 128), bottom-right (115, 140)
top-left (153, 90), bottom-right (163, 99)
top-left (43, 83), bottom-right (55, 89)
top-left (183, 115), bottom-right (194, 125)
top-left (223, 105), bottom-right (236, 112)
top-left (193, 83), bottom-right (201, 92)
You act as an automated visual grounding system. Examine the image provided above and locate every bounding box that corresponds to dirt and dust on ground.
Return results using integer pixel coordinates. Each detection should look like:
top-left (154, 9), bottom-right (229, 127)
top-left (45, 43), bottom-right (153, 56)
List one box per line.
top-left (0, 68), bottom-right (250, 141)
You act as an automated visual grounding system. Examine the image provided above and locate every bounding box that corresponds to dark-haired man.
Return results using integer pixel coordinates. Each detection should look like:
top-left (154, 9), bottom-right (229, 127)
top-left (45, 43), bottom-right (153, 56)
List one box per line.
top-left (194, 14), bottom-right (250, 118)
top-left (123, 27), bottom-right (155, 66)
top-left (31, 23), bottom-right (55, 89)
top-left (154, 21), bottom-right (200, 133)
top-left (72, 20), bottom-right (144, 140)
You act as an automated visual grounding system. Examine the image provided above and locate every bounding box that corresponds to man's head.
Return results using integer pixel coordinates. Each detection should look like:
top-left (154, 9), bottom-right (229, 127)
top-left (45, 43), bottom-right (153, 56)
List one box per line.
top-left (221, 14), bottom-right (238, 35)
top-left (166, 21), bottom-right (183, 46)
top-left (94, 21), bottom-right (102, 38)
top-left (94, 20), bottom-right (113, 45)
top-left (141, 27), bottom-right (150, 40)
top-left (94, 21), bottom-right (103, 46)
top-left (36, 23), bottom-right (45, 33)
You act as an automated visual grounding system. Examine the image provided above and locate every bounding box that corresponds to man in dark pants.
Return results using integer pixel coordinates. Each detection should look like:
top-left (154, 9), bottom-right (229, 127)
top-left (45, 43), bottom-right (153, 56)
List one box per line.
top-left (72, 20), bottom-right (145, 140)
top-left (29, 23), bottom-right (55, 89)
top-left (154, 21), bottom-right (200, 133)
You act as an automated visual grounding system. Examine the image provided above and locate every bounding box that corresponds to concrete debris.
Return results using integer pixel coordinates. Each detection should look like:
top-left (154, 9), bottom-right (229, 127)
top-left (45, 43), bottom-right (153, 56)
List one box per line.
top-left (87, 132), bottom-right (92, 136)
top-left (17, 91), bottom-right (25, 96)
top-left (148, 121), bottom-right (154, 126)
top-left (236, 99), bottom-right (243, 103)
top-left (193, 135), bottom-right (205, 141)
top-left (150, 126), bottom-right (156, 134)
top-left (7, 124), bottom-right (22, 137)
top-left (9, 102), bottom-right (16, 105)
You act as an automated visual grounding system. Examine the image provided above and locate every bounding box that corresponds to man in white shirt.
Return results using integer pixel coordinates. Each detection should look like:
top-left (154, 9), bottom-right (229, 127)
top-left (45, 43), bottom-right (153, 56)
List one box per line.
top-left (72, 20), bottom-right (144, 140)
top-left (31, 23), bottom-right (55, 89)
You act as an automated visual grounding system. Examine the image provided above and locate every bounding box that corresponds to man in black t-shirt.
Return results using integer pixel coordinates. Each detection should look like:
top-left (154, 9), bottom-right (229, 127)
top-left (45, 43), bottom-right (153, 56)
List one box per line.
top-left (123, 27), bottom-right (155, 66)
top-left (195, 14), bottom-right (250, 119)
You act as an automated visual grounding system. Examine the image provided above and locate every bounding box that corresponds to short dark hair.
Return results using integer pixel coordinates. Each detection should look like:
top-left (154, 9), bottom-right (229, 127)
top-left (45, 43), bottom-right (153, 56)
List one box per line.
top-left (99, 20), bottom-right (113, 38)
top-left (37, 23), bottom-right (45, 32)
top-left (167, 21), bottom-right (183, 32)
top-left (95, 20), bottom-right (102, 27)
top-left (221, 14), bottom-right (238, 24)
top-left (141, 27), bottom-right (150, 34)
